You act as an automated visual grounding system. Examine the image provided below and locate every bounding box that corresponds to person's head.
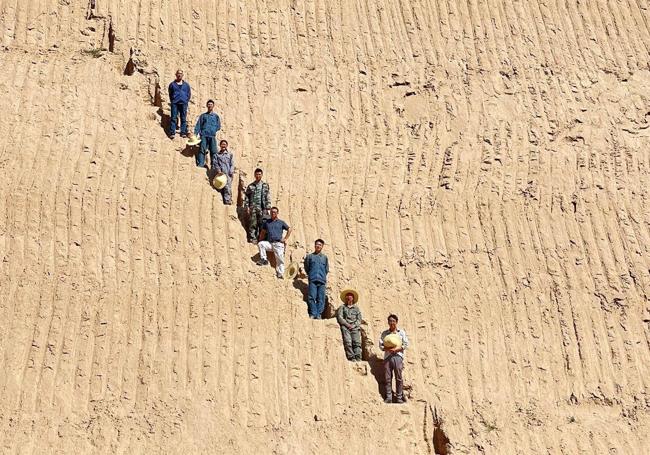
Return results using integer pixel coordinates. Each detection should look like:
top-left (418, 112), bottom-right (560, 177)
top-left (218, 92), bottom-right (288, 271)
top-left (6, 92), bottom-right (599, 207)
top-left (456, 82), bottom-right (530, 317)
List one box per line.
top-left (206, 99), bottom-right (215, 112)
top-left (387, 314), bottom-right (398, 331)
top-left (219, 139), bottom-right (228, 151)
top-left (345, 292), bottom-right (355, 305)
top-left (270, 206), bottom-right (279, 220)
top-left (314, 239), bottom-right (325, 254)
top-left (175, 69), bottom-right (183, 81)
top-left (254, 168), bottom-right (263, 182)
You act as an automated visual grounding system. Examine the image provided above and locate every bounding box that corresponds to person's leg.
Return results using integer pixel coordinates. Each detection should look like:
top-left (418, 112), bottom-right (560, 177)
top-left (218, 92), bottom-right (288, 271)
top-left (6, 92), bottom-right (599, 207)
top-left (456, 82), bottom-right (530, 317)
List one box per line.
top-left (257, 241), bottom-right (271, 263)
top-left (169, 103), bottom-right (178, 136)
top-left (383, 358), bottom-right (393, 402)
top-left (394, 356), bottom-right (404, 402)
top-left (340, 327), bottom-right (354, 360)
top-left (316, 282), bottom-right (326, 318)
top-left (197, 135), bottom-right (207, 167)
top-left (272, 242), bottom-right (285, 277)
top-left (222, 175), bottom-right (232, 204)
top-left (179, 103), bottom-right (188, 135)
top-left (307, 281), bottom-right (318, 318)
top-left (208, 137), bottom-right (218, 169)
top-left (351, 328), bottom-right (362, 360)
top-left (248, 207), bottom-right (260, 242)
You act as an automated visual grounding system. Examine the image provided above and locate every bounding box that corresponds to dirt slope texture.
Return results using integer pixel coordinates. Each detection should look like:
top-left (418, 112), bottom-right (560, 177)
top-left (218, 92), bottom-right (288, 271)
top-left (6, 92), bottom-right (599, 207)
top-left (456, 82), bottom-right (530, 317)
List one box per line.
top-left (1, 0), bottom-right (650, 454)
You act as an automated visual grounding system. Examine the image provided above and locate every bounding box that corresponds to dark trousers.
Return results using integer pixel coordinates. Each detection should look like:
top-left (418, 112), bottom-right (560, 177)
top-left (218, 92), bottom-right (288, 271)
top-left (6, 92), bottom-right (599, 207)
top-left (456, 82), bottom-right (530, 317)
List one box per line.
top-left (170, 102), bottom-right (188, 136)
top-left (384, 355), bottom-right (403, 400)
top-left (307, 281), bottom-right (326, 318)
top-left (197, 136), bottom-right (217, 167)
top-left (340, 326), bottom-right (362, 360)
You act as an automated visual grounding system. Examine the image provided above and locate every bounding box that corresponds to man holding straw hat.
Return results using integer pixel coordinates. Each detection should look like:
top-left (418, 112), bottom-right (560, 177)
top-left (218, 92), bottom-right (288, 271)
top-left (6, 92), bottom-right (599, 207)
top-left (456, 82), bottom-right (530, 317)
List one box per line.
top-left (379, 314), bottom-right (409, 403)
top-left (336, 289), bottom-right (363, 361)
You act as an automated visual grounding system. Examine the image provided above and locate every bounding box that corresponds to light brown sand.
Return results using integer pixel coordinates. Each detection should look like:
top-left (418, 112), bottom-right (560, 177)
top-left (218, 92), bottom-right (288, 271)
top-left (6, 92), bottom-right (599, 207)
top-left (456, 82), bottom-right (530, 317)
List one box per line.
top-left (0, 0), bottom-right (649, 453)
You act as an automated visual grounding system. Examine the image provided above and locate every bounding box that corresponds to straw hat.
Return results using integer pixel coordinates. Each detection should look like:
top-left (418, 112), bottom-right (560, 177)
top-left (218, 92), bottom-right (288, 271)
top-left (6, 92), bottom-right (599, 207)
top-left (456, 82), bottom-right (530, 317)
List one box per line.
top-left (186, 135), bottom-right (201, 146)
top-left (213, 173), bottom-right (228, 190)
top-left (284, 262), bottom-right (299, 280)
top-left (339, 288), bottom-right (359, 304)
top-left (383, 333), bottom-right (402, 349)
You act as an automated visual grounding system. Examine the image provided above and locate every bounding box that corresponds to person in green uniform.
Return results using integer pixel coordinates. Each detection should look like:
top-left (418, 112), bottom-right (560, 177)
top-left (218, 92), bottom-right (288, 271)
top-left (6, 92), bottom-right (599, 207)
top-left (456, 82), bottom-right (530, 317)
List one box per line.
top-left (244, 168), bottom-right (271, 243)
top-left (336, 289), bottom-right (362, 361)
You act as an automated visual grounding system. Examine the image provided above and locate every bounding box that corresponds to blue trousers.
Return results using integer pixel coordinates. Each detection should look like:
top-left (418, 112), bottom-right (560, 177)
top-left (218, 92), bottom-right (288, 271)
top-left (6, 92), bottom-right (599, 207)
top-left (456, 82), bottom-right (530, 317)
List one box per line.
top-left (307, 281), bottom-right (326, 318)
top-left (197, 136), bottom-right (217, 167)
top-left (169, 102), bottom-right (188, 136)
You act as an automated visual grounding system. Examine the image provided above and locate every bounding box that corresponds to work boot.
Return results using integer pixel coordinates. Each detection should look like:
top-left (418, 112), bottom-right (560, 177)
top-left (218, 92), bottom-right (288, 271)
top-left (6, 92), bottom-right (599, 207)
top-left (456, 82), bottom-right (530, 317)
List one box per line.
top-left (384, 396), bottom-right (392, 404)
top-left (256, 259), bottom-right (268, 266)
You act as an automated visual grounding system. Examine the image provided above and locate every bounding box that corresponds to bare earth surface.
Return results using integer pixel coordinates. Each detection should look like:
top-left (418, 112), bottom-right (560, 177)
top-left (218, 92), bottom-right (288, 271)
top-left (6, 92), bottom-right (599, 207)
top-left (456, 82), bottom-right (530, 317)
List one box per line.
top-left (1, 1), bottom-right (649, 453)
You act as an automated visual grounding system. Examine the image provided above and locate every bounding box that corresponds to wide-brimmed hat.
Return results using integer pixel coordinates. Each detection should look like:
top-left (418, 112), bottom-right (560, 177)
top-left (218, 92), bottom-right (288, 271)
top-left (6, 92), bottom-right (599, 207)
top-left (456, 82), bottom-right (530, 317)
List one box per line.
top-left (186, 135), bottom-right (201, 146)
top-left (339, 289), bottom-right (359, 304)
top-left (213, 173), bottom-right (227, 190)
top-left (383, 333), bottom-right (402, 349)
top-left (284, 262), bottom-right (299, 280)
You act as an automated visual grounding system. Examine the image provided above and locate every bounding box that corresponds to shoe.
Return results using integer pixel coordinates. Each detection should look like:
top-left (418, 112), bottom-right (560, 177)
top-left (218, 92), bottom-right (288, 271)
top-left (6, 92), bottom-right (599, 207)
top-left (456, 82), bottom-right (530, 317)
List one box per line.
top-left (248, 239), bottom-right (258, 245)
top-left (180, 133), bottom-right (187, 138)
top-left (276, 274), bottom-right (283, 280)
top-left (395, 398), bottom-right (406, 404)
top-left (354, 357), bottom-right (362, 362)
top-left (384, 397), bottom-right (393, 404)
top-left (256, 259), bottom-right (268, 266)
top-left (168, 135), bottom-right (175, 140)
top-left (224, 201), bottom-right (232, 205)
top-left (309, 315), bottom-right (316, 319)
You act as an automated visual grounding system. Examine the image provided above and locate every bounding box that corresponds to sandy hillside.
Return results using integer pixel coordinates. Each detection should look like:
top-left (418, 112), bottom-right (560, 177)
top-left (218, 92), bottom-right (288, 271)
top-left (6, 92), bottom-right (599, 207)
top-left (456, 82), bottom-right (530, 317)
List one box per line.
top-left (1, 0), bottom-right (650, 453)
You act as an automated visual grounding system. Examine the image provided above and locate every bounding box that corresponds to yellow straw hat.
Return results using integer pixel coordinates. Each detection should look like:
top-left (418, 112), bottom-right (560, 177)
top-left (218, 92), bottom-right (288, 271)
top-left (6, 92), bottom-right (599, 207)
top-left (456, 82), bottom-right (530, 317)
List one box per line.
top-left (383, 333), bottom-right (402, 349)
top-left (186, 135), bottom-right (201, 146)
top-left (339, 289), bottom-right (359, 304)
top-left (284, 262), bottom-right (299, 280)
top-left (213, 173), bottom-right (228, 190)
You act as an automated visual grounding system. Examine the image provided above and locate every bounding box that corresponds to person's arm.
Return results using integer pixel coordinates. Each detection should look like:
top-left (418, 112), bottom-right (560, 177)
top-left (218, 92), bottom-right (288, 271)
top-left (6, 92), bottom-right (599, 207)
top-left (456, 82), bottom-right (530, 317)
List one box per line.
top-left (229, 153), bottom-right (234, 177)
top-left (215, 114), bottom-right (221, 132)
top-left (400, 330), bottom-right (409, 352)
top-left (168, 82), bottom-right (173, 101)
top-left (264, 184), bottom-right (271, 209)
top-left (194, 114), bottom-right (202, 135)
top-left (355, 307), bottom-right (362, 327)
top-left (282, 225), bottom-right (292, 243)
top-left (325, 255), bottom-right (329, 275)
top-left (304, 255), bottom-right (311, 274)
top-left (258, 228), bottom-right (266, 242)
top-left (187, 83), bottom-right (191, 102)
top-left (336, 305), bottom-right (346, 326)
top-left (379, 332), bottom-right (385, 352)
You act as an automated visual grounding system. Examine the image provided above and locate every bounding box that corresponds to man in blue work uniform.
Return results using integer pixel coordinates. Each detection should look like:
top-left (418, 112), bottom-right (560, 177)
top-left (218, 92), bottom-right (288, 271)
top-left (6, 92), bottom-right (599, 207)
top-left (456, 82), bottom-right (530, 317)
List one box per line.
top-left (194, 99), bottom-right (221, 168)
top-left (168, 69), bottom-right (191, 139)
top-left (304, 239), bottom-right (329, 319)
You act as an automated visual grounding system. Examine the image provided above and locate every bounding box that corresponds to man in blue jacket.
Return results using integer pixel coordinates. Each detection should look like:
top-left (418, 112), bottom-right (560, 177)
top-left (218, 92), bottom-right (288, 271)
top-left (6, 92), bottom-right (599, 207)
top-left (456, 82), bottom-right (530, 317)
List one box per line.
top-left (168, 69), bottom-right (191, 139)
top-left (304, 239), bottom-right (329, 319)
top-left (194, 99), bottom-right (221, 168)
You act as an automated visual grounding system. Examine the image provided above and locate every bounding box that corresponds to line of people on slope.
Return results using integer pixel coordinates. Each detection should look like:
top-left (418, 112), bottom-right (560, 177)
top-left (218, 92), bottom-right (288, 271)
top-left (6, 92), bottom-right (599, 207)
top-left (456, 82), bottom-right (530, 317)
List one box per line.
top-left (167, 69), bottom-right (410, 404)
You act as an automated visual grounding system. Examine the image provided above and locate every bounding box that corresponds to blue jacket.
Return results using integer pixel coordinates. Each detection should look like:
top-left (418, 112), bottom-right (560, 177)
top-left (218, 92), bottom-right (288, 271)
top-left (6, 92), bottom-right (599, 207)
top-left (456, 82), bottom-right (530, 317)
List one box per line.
top-left (194, 112), bottom-right (221, 137)
top-left (304, 253), bottom-right (329, 284)
top-left (168, 81), bottom-right (191, 104)
top-left (213, 150), bottom-right (234, 175)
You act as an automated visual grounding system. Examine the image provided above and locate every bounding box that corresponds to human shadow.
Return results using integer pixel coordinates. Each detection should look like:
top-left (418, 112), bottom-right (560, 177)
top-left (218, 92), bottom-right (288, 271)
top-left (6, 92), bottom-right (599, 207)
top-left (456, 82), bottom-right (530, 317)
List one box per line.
top-left (158, 106), bottom-right (171, 135)
top-left (182, 143), bottom-right (198, 158)
top-left (360, 325), bottom-right (387, 399)
top-left (292, 277), bottom-right (308, 301)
